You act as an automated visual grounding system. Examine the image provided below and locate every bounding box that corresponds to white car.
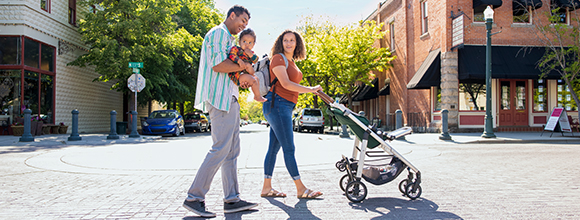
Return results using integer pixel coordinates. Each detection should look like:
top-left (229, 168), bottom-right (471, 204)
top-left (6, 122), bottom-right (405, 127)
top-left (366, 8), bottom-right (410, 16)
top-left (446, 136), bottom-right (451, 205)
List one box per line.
top-left (293, 108), bottom-right (324, 134)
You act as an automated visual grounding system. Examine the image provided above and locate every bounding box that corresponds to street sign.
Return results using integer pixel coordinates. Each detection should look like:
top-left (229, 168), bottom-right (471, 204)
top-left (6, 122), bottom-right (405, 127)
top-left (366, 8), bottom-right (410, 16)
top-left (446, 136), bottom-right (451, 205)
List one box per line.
top-left (128, 62), bottom-right (143, 68)
top-left (127, 73), bottom-right (146, 92)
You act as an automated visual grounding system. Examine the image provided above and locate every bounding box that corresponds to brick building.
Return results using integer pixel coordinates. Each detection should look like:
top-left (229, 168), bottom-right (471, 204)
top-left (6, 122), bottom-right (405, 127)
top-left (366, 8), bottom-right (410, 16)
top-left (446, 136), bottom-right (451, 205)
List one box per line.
top-left (349, 0), bottom-right (579, 132)
top-left (0, 0), bottom-right (156, 135)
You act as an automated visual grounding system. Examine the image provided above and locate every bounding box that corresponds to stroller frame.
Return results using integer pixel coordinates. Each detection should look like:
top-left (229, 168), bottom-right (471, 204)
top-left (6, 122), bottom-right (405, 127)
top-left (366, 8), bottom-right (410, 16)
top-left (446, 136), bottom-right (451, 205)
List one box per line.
top-left (317, 92), bottom-right (422, 202)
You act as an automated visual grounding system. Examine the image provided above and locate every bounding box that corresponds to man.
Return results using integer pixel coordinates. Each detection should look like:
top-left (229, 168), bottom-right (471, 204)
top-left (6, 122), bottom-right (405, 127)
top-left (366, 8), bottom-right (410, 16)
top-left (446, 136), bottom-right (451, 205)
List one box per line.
top-left (183, 5), bottom-right (257, 218)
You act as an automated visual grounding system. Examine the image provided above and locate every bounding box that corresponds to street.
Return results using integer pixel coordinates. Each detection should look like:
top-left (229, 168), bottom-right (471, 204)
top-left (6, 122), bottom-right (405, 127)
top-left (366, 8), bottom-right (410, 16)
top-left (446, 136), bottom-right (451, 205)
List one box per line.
top-left (1, 124), bottom-right (579, 219)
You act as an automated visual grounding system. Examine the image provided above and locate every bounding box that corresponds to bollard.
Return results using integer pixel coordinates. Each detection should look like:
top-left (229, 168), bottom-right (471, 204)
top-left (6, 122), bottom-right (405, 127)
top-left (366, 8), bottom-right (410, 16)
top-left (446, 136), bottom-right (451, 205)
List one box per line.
top-left (68, 109), bottom-right (82, 141)
top-left (439, 109), bottom-right (452, 140)
top-left (395, 109), bottom-right (403, 129)
top-left (107, 110), bottom-right (119, 140)
top-left (19, 109), bottom-right (34, 142)
top-left (129, 111), bottom-right (140, 138)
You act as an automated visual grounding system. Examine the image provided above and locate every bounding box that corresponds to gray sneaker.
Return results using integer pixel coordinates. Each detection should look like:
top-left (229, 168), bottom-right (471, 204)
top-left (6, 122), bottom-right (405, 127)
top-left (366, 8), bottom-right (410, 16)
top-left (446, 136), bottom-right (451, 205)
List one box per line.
top-left (223, 200), bottom-right (258, 214)
top-left (183, 200), bottom-right (216, 218)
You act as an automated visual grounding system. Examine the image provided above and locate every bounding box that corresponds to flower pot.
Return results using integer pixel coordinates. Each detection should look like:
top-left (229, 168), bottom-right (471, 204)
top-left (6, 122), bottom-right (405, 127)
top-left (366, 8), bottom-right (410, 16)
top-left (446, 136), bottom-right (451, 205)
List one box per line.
top-left (42, 126), bottom-right (51, 135)
top-left (36, 121), bottom-right (44, 135)
top-left (11, 125), bottom-right (24, 136)
top-left (51, 126), bottom-right (60, 134)
top-left (31, 121), bottom-right (38, 136)
top-left (59, 126), bottom-right (68, 134)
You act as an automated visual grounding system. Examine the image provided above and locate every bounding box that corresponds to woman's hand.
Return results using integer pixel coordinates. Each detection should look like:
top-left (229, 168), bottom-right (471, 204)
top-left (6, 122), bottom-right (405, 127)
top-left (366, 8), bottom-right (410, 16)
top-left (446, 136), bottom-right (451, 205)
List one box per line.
top-left (310, 85), bottom-right (322, 94)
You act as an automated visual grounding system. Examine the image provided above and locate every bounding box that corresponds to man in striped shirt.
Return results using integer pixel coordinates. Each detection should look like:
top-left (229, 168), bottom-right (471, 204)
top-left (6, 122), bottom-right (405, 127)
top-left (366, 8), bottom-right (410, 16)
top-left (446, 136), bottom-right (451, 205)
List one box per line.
top-left (184, 5), bottom-right (257, 218)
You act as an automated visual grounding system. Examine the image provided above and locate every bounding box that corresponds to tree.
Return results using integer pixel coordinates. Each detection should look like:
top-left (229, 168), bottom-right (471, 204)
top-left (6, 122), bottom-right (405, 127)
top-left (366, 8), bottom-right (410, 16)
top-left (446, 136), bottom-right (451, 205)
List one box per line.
top-left (459, 83), bottom-right (486, 110)
top-left (69, 0), bottom-right (221, 111)
top-left (528, 4), bottom-right (580, 119)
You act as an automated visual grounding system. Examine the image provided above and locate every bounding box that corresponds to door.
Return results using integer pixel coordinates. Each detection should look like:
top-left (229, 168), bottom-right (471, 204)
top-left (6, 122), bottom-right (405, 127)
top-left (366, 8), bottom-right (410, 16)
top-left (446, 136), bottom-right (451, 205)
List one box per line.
top-left (499, 80), bottom-right (529, 126)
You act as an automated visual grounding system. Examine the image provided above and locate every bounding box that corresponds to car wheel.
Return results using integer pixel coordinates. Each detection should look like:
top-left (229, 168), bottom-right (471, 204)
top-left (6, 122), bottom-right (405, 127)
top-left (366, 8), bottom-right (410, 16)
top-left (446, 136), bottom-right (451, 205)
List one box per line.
top-left (181, 126), bottom-right (185, 135)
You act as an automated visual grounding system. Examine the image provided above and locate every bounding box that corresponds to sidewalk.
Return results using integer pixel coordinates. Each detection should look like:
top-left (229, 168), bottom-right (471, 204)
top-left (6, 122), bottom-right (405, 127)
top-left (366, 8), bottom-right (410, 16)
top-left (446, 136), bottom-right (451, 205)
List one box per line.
top-left (0, 133), bottom-right (161, 148)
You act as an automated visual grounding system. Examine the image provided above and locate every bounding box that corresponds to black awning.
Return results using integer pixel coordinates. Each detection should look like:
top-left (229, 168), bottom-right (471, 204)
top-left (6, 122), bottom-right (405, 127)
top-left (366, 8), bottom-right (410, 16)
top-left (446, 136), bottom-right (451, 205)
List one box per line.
top-left (473, 0), bottom-right (503, 11)
top-left (458, 45), bottom-right (560, 82)
top-left (513, 0), bottom-right (543, 15)
top-left (552, 0), bottom-right (580, 9)
top-left (378, 83), bottom-right (390, 96)
top-left (407, 48), bottom-right (441, 90)
top-left (352, 78), bottom-right (379, 101)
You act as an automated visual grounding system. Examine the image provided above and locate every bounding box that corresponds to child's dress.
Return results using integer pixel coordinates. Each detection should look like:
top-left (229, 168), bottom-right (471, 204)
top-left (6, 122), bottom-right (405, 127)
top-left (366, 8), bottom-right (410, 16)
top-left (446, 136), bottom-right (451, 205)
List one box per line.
top-left (227, 45), bottom-right (259, 85)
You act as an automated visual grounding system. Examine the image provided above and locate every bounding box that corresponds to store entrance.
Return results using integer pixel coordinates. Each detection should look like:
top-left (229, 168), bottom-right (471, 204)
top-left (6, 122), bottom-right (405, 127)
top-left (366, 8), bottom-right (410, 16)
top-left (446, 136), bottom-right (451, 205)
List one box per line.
top-left (498, 79), bottom-right (529, 126)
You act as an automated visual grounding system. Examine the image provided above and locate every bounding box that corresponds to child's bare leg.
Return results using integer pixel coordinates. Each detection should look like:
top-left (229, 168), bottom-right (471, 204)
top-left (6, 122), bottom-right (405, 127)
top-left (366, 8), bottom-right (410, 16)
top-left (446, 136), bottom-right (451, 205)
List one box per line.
top-left (239, 74), bottom-right (267, 102)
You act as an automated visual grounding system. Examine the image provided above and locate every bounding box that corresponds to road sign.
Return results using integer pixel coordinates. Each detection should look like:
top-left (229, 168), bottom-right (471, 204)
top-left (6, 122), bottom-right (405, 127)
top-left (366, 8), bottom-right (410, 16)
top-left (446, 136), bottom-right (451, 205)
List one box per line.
top-left (127, 73), bottom-right (146, 92)
top-left (128, 62), bottom-right (143, 68)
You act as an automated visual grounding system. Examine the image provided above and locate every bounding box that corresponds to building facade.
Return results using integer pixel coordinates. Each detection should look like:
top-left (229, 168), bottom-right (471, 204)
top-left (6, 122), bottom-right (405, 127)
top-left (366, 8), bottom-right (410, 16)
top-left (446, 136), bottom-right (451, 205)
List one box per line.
top-left (351, 0), bottom-right (579, 132)
top-left (0, 0), bottom-right (128, 134)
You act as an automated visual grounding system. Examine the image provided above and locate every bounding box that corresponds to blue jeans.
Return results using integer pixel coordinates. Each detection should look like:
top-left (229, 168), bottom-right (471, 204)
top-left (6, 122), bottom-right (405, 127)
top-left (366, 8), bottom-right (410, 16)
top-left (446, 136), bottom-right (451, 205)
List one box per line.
top-left (262, 92), bottom-right (300, 180)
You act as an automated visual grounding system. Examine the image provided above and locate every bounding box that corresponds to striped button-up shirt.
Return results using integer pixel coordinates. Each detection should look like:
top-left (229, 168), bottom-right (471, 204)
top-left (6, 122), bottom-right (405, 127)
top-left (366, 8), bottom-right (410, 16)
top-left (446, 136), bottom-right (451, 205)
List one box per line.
top-left (194, 23), bottom-right (238, 112)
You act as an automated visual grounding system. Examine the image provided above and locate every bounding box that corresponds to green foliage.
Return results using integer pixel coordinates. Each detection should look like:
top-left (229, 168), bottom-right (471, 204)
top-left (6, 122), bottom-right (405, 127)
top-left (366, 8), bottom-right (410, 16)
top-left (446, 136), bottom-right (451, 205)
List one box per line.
top-left (296, 16), bottom-right (395, 107)
top-left (69, 0), bottom-right (221, 108)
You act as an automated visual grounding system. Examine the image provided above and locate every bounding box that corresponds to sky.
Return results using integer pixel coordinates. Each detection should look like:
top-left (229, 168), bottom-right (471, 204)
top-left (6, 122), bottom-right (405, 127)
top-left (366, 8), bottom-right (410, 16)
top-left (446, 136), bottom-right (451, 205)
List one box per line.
top-left (213, 0), bottom-right (382, 56)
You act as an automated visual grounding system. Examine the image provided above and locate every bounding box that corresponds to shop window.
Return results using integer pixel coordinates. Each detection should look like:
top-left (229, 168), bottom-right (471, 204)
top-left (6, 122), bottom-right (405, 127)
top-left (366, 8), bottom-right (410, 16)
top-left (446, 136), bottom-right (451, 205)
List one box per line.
top-left (474, 6), bottom-right (485, 22)
top-left (24, 38), bottom-right (39, 68)
top-left (501, 81), bottom-right (511, 110)
top-left (514, 6), bottom-right (531, 23)
top-left (0, 70), bottom-right (21, 125)
top-left (533, 79), bottom-right (547, 112)
top-left (421, 1), bottom-right (428, 34)
top-left (40, 74), bottom-right (54, 123)
top-left (459, 82), bottom-right (486, 111)
top-left (69, 0), bottom-right (77, 26)
top-left (557, 80), bottom-right (578, 111)
top-left (24, 71), bottom-right (39, 117)
top-left (434, 87), bottom-right (441, 111)
top-left (40, 44), bottom-right (54, 72)
top-left (0, 37), bottom-right (21, 65)
top-left (41, 0), bottom-right (50, 12)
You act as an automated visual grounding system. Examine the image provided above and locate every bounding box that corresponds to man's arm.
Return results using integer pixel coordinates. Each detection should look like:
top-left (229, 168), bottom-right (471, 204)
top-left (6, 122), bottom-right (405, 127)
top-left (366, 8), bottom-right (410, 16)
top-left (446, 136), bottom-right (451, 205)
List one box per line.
top-left (212, 59), bottom-right (246, 73)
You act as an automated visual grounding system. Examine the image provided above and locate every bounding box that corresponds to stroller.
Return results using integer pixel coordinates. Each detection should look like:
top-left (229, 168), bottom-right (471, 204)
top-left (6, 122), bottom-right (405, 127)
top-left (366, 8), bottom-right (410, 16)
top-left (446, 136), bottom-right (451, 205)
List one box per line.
top-left (317, 91), bottom-right (422, 202)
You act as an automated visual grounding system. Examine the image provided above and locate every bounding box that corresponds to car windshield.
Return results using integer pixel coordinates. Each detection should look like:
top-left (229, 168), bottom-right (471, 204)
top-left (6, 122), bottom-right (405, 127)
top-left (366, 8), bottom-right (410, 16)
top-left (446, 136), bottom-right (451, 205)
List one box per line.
top-left (149, 112), bottom-right (174, 119)
top-left (304, 109), bottom-right (322, 116)
top-left (185, 114), bottom-right (201, 120)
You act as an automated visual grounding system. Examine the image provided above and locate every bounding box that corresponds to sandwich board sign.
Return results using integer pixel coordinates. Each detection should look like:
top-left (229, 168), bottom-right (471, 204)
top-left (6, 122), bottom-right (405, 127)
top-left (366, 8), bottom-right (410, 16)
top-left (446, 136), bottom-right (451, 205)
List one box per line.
top-left (543, 107), bottom-right (572, 136)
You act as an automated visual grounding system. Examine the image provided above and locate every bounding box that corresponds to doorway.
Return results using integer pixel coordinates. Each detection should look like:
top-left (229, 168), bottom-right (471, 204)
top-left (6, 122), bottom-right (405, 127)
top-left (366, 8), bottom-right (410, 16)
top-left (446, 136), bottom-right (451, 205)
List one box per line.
top-left (498, 79), bottom-right (528, 126)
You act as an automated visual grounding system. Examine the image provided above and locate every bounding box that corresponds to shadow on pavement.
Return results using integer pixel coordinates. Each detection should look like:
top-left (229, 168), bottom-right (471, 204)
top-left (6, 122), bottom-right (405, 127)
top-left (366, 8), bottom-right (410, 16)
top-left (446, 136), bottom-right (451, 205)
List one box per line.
top-left (264, 197), bottom-right (321, 220)
top-left (182, 209), bottom-right (259, 220)
top-left (349, 197), bottom-right (462, 220)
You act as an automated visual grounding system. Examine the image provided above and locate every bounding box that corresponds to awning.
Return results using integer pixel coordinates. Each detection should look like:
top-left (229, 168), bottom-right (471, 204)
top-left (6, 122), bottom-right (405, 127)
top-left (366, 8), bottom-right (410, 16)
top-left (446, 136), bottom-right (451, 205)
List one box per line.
top-left (339, 78), bottom-right (380, 104)
top-left (473, 0), bottom-right (503, 11)
top-left (458, 45), bottom-right (561, 83)
top-left (378, 83), bottom-right (390, 96)
top-left (513, 0), bottom-right (543, 16)
top-left (407, 48), bottom-right (441, 89)
top-left (552, 0), bottom-right (580, 10)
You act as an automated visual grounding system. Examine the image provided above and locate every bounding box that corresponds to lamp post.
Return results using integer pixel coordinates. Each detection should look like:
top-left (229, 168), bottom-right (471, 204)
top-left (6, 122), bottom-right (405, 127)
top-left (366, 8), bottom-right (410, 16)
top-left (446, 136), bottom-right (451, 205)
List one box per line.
top-left (482, 5), bottom-right (496, 138)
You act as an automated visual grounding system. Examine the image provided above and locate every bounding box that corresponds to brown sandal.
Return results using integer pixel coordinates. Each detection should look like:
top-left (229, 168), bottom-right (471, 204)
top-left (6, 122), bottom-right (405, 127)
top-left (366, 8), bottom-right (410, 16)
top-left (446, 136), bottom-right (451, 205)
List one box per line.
top-left (261, 189), bottom-right (287, 197)
top-left (297, 189), bottom-right (323, 199)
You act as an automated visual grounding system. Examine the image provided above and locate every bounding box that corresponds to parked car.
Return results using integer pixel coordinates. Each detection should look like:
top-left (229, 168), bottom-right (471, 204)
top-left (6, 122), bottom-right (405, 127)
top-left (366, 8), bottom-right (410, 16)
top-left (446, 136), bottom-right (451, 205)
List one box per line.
top-left (260, 120), bottom-right (269, 127)
top-left (293, 108), bottom-right (324, 133)
top-left (141, 110), bottom-right (185, 136)
top-left (184, 112), bottom-right (209, 133)
top-left (204, 112), bottom-right (211, 131)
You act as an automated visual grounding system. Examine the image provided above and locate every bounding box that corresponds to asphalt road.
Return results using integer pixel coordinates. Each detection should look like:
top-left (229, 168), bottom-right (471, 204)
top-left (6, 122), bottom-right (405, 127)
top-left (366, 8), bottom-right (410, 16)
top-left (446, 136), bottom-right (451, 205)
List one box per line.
top-left (1, 124), bottom-right (579, 219)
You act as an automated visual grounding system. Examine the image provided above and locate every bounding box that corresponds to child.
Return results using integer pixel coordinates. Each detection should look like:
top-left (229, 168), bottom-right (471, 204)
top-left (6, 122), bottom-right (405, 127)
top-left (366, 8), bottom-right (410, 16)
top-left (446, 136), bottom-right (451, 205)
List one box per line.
top-left (227, 28), bottom-right (267, 102)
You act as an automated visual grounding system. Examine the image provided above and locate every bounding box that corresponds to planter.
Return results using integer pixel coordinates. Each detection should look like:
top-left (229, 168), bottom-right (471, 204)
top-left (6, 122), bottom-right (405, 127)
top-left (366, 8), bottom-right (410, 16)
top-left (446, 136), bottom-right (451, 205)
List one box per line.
top-left (51, 126), bottom-right (60, 134)
top-left (42, 126), bottom-right (51, 135)
top-left (35, 121), bottom-right (44, 135)
top-left (31, 121), bottom-right (38, 136)
top-left (59, 126), bottom-right (68, 134)
top-left (11, 125), bottom-right (24, 136)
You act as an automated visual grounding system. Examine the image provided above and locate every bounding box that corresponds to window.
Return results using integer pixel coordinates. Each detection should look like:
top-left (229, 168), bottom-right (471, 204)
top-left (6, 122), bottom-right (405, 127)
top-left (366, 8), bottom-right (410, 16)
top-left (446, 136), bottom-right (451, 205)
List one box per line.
top-left (474, 6), bottom-right (485, 22)
top-left (0, 37), bottom-right (21, 65)
top-left (514, 6), bottom-right (531, 23)
top-left (24, 38), bottom-right (39, 68)
top-left (40, 0), bottom-right (50, 12)
top-left (551, 7), bottom-right (569, 24)
top-left (557, 80), bottom-right (578, 111)
top-left (533, 79), bottom-right (547, 112)
top-left (389, 21), bottom-right (395, 51)
top-left (434, 87), bottom-right (441, 111)
top-left (68, 0), bottom-right (76, 26)
top-left (421, 1), bottom-right (428, 34)
top-left (459, 83), bottom-right (486, 111)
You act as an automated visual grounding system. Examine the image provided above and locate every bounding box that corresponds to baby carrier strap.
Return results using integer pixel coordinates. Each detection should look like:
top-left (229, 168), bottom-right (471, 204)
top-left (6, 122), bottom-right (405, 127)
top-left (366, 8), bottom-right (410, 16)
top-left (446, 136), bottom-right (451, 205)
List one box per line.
top-left (270, 53), bottom-right (289, 109)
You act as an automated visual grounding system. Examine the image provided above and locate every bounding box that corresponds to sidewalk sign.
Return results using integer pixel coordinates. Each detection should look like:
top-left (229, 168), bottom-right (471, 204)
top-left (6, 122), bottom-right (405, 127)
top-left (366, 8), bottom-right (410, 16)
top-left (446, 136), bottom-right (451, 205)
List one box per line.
top-left (543, 107), bottom-right (572, 137)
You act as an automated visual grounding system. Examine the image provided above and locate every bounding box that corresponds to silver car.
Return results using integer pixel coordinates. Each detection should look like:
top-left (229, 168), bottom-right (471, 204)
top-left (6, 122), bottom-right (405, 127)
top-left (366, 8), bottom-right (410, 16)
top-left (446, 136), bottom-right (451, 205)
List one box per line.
top-left (293, 108), bottom-right (324, 134)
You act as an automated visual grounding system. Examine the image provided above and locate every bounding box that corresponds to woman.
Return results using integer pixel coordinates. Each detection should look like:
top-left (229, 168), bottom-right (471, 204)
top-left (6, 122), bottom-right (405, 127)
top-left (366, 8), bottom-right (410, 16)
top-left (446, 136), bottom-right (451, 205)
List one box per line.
top-left (260, 30), bottom-right (323, 199)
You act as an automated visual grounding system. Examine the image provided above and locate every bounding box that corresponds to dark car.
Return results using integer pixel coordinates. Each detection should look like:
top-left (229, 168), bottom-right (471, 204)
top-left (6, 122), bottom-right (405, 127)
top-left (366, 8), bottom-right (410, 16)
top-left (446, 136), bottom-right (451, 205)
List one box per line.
top-left (184, 112), bottom-right (209, 132)
top-left (141, 110), bottom-right (185, 136)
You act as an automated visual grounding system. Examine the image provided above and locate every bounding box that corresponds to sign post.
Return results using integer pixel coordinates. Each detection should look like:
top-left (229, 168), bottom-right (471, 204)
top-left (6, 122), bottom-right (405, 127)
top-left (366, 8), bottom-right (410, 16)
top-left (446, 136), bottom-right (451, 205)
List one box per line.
top-left (127, 62), bottom-right (145, 112)
top-left (543, 107), bottom-right (572, 137)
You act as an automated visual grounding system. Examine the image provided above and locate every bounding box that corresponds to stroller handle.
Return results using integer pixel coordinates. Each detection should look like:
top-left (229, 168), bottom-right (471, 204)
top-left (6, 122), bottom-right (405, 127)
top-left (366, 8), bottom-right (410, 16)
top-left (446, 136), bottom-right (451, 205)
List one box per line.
top-left (316, 91), bottom-right (335, 105)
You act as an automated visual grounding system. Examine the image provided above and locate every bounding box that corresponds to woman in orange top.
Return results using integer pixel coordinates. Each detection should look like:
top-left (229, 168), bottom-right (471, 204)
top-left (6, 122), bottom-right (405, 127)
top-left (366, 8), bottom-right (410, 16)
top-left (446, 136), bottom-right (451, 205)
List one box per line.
top-left (260, 30), bottom-right (323, 199)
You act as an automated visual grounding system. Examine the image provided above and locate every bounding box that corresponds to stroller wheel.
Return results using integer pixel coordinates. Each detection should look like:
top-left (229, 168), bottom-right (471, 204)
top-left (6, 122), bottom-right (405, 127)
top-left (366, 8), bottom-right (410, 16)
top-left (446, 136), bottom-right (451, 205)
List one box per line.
top-left (405, 183), bottom-right (422, 200)
top-left (339, 174), bottom-right (351, 192)
top-left (345, 181), bottom-right (367, 203)
top-left (398, 179), bottom-right (409, 195)
top-left (336, 161), bottom-right (346, 172)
